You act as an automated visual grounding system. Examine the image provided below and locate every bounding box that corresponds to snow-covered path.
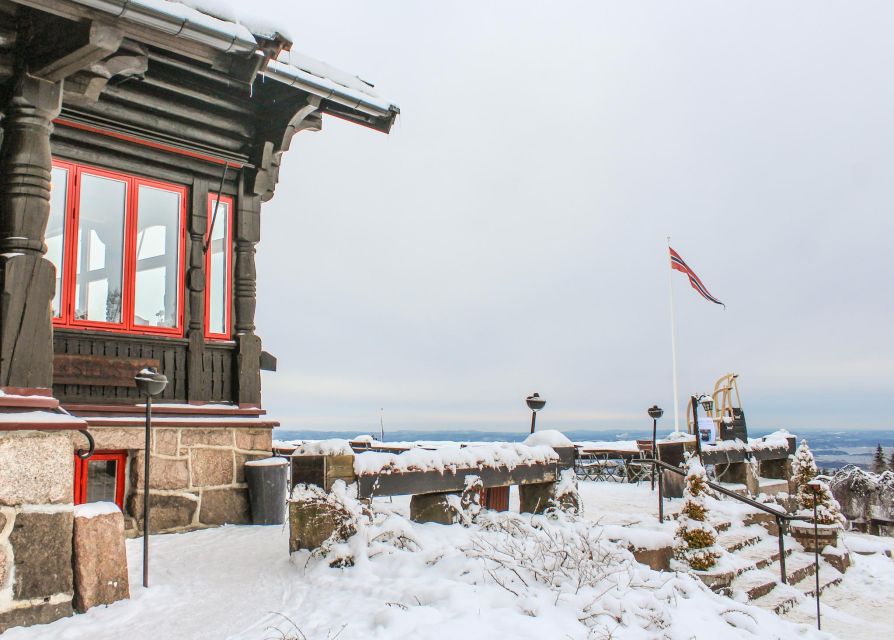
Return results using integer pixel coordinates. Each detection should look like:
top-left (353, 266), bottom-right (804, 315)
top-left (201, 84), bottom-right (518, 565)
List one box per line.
top-left (3, 484), bottom-right (889, 640)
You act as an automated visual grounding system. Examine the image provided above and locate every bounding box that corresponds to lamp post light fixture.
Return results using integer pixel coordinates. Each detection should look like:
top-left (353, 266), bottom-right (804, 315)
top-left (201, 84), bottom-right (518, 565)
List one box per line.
top-left (690, 393), bottom-right (715, 463)
top-left (134, 367), bottom-right (168, 589)
top-left (526, 393), bottom-right (546, 434)
top-left (647, 405), bottom-right (663, 492)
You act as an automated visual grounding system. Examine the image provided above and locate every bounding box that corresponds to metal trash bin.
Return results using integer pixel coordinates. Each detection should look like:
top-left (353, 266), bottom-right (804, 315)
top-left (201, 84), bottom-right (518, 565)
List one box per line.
top-left (245, 457), bottom-right (289, 525)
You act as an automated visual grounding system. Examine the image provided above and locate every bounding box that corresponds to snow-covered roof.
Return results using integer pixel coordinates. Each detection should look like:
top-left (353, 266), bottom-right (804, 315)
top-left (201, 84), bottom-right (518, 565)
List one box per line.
top-left (264, 52), bottom-right (399, 119)
top-left (66, 1), bottom-right (399, 121)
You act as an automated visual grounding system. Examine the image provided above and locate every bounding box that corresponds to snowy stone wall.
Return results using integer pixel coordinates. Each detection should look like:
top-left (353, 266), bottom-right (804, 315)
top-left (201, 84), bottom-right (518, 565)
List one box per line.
top-left (0, 430), bottom-right (76, 632)
top-left (94, 425), bottom-right (274, 534)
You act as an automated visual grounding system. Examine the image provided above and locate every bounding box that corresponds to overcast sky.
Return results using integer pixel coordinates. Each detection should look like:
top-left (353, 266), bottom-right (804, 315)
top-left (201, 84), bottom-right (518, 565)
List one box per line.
top-left (247, 1), bottom-right (893, 434)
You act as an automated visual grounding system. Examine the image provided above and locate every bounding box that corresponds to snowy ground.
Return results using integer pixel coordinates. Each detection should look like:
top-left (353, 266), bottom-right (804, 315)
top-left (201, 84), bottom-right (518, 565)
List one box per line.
top-left (4, 484), bottom-right (891, 640)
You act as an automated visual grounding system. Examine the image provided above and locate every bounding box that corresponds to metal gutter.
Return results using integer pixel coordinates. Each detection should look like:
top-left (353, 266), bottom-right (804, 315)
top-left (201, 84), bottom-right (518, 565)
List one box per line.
top-left (263, 58), bottom-right (400, 120)
top-left (69, 0), bottom-right (258, 54)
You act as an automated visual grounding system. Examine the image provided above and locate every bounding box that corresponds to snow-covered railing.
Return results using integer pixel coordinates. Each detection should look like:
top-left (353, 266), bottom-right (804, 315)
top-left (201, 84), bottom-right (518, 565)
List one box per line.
top-left (287, 431), bottom-right (576, 501)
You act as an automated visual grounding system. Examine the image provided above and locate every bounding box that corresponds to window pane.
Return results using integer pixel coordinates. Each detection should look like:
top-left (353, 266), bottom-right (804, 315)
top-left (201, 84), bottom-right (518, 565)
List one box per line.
top-left (208, 200), bottom-right (229, 335)
top-left (134, 186), bottom-right (181, 328)
top-left (48, 167), bottom-right (68, 317)
top-left (86, 460), bottom-right (118, 503)
top-left (75, 174), bottom-right (126, 323)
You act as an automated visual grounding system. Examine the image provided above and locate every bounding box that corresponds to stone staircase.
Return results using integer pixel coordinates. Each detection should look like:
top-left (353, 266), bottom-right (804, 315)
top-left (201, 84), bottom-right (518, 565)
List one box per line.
top-left (699, 516), bottom-right (847, 614)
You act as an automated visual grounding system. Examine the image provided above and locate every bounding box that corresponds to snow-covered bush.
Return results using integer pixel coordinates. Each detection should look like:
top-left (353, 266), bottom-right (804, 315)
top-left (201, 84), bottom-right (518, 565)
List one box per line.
top-left (791, 440), bottom-right (844, 526)
top-left (548, 468), bottom-right (583, 517)
top-left (290, 481), bottom-right (422, 567)
top-left (673, 457), bottom-right (722, 571)
top-left (467, 514), bottom-right (624, 596)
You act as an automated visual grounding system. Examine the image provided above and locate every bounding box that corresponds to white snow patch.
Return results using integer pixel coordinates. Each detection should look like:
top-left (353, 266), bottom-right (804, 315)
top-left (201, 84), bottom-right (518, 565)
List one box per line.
top-left (244, 456), bottom-right (289, 467)
top-left (353, 442), bottom-right (558, 476)
top-left (523, 429), bottom-right (572, 448)
top-left (74, 502), bottom-right (120, 518)
top-left (290, 439), bottom-right (353, 456)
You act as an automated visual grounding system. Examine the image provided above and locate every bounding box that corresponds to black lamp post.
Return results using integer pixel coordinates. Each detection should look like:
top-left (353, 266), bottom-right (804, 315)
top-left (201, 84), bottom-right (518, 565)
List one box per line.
top-left (134, 367), bottom-right (168, 589)
top-left (647, 405), bottom-right (663, 491)
top-left (807, 479), bottom-right (823, 631)
top-left (526, 393), bottom-right (546, 434)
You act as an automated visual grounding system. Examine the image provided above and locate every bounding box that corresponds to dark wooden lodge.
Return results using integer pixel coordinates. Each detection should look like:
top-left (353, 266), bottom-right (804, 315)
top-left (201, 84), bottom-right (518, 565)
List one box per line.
top-left (0, 0), bottom-right (396, 629)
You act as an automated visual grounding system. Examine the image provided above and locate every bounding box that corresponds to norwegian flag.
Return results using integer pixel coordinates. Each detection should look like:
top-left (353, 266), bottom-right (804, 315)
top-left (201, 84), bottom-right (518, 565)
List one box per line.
top-left (669, 247), bottom-right (725, 307)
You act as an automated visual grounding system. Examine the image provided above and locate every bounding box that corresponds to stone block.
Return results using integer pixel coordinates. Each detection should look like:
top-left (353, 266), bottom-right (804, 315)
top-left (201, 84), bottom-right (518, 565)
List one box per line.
top-left (0, 545), bottom-right (8, 590)
top-left (235, 428), bottom-right (272, 452)
top-left (790, 523), bottom-right (840, 553)
top-left (518, 482), bottom-right (556, 514)
top-left (759, 457), bottom-right (792, 481)
top-left (9, 511), bottom-right (73, 600)
top-left (0, 601), bottom-right (73, 634)
top-left (180, 428), bottom-right (233, 447)
top-left (91, 427), bottom-right (145, 450)
top-left (199, 487), bottom-right (250, 525)
top-left (128, 492), bottom-right (198, 533)
top-left (662, 471), bottom-right (686, 499)
top-left (190, 448), bottom-right (235, 486)
top-left (410, 492), bottom-right (460, 524)
top-left (72, 506), bottom-right (130, 612)
top-left (0, 431), bottom-right (73, 505)
top-left (130, 452), bottom-right (190, 490)
top-left (631, 545), bottom-right (672, 571)
top-left (235, 452), bottom-right (268, 482)
top-left (822, 549), bottom-right (851, 573)
top-left (289, 499), bottom-right (356, 552)
top-left (154, 429), bottom-right (180, 456)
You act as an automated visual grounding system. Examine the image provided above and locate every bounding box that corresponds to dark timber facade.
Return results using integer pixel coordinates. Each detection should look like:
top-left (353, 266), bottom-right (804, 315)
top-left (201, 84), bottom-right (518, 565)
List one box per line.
top-left (0, 0), bottom-right (396, 630)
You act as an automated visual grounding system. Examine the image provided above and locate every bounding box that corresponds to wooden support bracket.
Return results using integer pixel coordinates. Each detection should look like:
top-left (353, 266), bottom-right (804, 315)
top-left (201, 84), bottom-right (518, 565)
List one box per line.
top-left (32, 22), bottom-right (123, 82)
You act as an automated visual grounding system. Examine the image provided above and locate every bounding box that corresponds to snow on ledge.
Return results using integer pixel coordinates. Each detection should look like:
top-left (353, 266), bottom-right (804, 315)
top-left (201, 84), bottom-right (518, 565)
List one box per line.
top-left (245, 456), bottom-right (289, 467)
top-left (524, 429), bottom-right (573, 448)
top-left (290, 439), bottom-right (354, 456)
top-left (353, 442), bottom-right (559, 476)
top-left (74, 502), bottom-right (121, 519)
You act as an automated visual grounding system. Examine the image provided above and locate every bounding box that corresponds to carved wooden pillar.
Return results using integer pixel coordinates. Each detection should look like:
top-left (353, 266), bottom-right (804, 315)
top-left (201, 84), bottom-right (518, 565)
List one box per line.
top-left (186, 178), bottom-right (209, 402)
top-left (234, 172), bottom-right (261, 406)
top-left (0, 73), bottom-right (62, 388)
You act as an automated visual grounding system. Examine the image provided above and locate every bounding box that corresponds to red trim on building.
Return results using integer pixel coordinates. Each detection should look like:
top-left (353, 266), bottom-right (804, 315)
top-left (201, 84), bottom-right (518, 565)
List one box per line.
top-left (64, 403), bottom-right (265, 416)
top-left (204, 193), bottom-right (234, 340)
top-left (80, 418), bottom-right (280, 428)
top-left (74, 450), bottom-right (128, 510)
top-left (54, 118), bottom-right (245, 168)
top-left (50, 160), bottom-right (189, 337)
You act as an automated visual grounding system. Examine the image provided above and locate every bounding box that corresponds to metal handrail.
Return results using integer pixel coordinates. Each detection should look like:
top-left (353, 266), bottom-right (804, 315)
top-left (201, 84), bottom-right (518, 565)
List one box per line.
top-left (643, 457), bottom-right (810, 585)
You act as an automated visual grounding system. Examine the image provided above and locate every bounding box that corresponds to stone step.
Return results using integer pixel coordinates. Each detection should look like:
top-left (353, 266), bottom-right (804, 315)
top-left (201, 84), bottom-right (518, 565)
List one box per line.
top-left (750, 561), bottom-right (843, 614)
top-left (717, 525), bottom-right (764, 553)
top-left (730, 549), bottom-right (817, 600)
top-left (736, 535), bottom-right (794, 571)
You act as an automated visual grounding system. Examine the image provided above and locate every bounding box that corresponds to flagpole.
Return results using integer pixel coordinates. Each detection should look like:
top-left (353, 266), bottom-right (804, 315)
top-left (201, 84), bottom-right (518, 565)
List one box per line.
top-left (667, 237), bottom-right (680, 433)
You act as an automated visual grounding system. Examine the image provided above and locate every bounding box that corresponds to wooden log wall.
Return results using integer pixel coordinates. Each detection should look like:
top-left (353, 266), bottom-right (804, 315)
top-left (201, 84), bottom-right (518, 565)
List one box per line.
top-left (0, 3), bottom-right (328, 407)
top-left (53, 330), bottom-right (199, 403)
top-left (44, 44), bottom-right (281, 406)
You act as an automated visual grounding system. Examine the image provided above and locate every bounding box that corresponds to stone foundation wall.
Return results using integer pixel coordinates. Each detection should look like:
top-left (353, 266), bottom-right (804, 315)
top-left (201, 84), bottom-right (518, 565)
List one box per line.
top-left (89, 425), bottom-right (273, 534)
top-left (0, 430), bottom-right (76, 632)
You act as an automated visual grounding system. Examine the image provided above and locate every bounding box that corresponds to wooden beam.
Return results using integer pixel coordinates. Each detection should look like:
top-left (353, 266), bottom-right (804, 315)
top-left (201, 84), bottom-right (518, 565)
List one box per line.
top-left (53, 354), bottom-right (160, 387)
top-left (356, 462), bottom-right (564, 499)
top-left (32, 22), bottom-right (123, 82)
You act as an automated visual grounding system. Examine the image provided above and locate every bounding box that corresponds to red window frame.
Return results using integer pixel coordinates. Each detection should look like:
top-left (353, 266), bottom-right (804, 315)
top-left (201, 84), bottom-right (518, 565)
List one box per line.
top-left (204, 193), bottom-right (233, 340)
top-left (49, 160), bottom-right (77, 320)
top-left (51, 159), bottom-right (188, 336)
top-left (74, 450), bottom-right (128, 510)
